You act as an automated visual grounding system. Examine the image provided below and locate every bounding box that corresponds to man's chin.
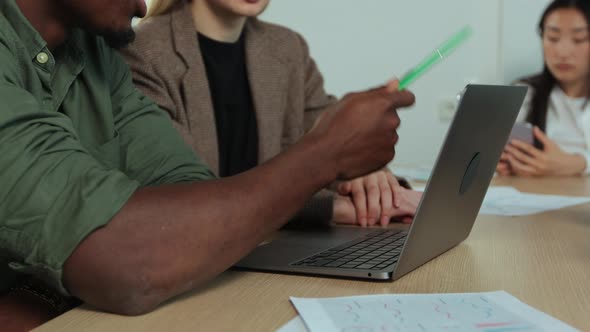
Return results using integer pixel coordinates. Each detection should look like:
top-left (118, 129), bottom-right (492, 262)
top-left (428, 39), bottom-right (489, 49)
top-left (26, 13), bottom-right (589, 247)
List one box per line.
top-left (100, 28), bottom-right (136, 49)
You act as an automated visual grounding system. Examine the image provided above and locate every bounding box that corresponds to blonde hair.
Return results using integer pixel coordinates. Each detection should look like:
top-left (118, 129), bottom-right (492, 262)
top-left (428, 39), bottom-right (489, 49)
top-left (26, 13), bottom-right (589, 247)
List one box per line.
top-left (145, 0), bottom-right (185, 19)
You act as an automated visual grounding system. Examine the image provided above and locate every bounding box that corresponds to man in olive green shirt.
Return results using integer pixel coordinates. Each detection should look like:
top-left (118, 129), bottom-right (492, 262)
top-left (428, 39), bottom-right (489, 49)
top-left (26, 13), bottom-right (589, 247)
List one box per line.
top-left (0, 0), bottom-right (415, 328)
top-left (0, 0), bottom-right (215, 295)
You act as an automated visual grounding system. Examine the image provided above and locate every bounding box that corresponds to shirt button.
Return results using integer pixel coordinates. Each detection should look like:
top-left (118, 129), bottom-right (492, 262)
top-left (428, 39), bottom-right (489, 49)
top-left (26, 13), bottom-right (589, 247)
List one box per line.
top-left (36, 52), bottom-right (49, 64)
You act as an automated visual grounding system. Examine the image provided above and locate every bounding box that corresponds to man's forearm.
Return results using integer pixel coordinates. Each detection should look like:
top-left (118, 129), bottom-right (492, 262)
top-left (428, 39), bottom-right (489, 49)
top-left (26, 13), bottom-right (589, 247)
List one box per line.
top-left (63, 134), bottom-right (335, 315)
top-left (63, 82), bottom-right (415, 315)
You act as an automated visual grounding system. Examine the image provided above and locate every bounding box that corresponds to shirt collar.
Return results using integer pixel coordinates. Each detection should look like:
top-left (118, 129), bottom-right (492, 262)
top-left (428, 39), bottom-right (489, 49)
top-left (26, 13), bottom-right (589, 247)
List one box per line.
top-left (0, 0), bottom-right (48, 61)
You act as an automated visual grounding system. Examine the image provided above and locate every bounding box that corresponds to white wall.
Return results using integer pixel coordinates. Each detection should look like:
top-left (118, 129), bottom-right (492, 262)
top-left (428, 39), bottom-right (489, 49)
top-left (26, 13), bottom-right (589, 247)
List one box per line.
top-left (261, 0), bottom-right (552, 167)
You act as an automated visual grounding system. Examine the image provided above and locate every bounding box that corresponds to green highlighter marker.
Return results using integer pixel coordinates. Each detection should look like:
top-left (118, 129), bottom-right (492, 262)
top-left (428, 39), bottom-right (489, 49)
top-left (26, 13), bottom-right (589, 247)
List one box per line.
top-left (398, 25), bottom-right (473, 90)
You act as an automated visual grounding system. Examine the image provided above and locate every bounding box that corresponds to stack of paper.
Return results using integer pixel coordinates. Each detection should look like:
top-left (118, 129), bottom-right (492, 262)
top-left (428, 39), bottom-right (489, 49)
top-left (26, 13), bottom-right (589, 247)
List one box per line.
top-left (412, 186), bottom-right (590, 217)
top-left (478, 187), bottom-right (590, 216)
top-left (278, 291), bottom-right (578, 332)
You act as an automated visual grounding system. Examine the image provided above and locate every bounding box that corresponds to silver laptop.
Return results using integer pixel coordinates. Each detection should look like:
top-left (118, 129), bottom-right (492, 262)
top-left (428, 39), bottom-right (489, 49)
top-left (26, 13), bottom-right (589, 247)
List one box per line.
top-left (235, 84), bottom-right (527, 281)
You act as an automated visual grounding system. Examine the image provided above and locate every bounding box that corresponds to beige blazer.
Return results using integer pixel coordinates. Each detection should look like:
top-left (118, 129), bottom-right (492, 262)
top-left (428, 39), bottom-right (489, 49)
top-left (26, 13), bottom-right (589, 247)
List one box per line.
top-left (121, 1), bottom-right (337, 175)
top-left (120, 0), bottom-right (337, 223)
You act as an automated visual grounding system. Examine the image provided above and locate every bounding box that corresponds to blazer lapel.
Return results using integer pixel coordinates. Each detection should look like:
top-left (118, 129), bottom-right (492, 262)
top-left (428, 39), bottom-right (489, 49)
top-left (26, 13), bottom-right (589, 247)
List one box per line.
top-left (245, 20), bottom-right (289, 163)
top-left (171, 3), bottom-right (220, 175)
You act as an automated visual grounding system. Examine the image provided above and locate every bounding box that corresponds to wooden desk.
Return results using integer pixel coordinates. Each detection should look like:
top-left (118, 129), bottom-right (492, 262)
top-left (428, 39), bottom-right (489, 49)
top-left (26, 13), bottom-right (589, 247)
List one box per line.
top-left (35, 177), bottom-right (590, 331)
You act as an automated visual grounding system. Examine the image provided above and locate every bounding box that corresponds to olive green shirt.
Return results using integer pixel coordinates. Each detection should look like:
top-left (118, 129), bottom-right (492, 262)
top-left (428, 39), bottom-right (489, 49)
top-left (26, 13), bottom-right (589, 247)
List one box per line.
top-left (0, 0), bottom-right (215, 296)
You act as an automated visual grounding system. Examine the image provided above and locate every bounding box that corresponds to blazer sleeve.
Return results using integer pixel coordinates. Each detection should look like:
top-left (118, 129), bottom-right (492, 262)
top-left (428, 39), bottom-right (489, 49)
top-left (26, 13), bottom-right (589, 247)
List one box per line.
top-left (285, 190), bottom-right (335, 229)
top-left (294, 33), bottom-right (338, 132)
top-left (279, 33), bottom-right (338, 227)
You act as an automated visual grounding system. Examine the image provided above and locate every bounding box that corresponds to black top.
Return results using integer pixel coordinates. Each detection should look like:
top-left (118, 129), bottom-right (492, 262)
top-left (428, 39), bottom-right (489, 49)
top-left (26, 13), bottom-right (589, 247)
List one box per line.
top-left (198, 32), bottom-right (259, 177)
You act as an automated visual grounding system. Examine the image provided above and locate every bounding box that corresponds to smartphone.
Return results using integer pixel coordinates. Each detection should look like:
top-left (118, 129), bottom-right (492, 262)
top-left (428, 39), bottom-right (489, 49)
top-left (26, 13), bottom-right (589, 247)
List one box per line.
top-left (508, 122), bottom-right (533, 145)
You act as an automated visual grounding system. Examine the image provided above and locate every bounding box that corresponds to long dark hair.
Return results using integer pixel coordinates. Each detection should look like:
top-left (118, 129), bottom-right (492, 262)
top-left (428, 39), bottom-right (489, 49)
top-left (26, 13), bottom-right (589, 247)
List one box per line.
top-left (521, 0), bottom-right (590, 147)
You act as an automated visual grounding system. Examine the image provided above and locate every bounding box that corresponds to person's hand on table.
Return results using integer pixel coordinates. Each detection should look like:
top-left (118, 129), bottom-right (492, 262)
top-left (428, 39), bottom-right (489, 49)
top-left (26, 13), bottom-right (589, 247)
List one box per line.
top-left (333, 169), bottom-right (422, 226)
top-left (336, 169), bottom-right (401, 227)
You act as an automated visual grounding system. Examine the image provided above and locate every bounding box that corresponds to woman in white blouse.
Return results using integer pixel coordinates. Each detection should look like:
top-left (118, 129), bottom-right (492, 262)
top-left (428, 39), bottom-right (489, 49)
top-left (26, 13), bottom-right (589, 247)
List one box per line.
top-left (497, 0), bottom-right (590, 177)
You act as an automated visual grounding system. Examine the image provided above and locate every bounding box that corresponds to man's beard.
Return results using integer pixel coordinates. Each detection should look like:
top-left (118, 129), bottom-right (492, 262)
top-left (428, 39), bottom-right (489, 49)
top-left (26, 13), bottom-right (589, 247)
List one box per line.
top-left (100, 28), bottom-right (136, 49)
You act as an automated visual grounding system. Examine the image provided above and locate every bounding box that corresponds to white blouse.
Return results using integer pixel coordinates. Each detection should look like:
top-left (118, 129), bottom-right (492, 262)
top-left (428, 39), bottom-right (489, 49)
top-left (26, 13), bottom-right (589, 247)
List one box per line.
top-left (516, 85), bottom-right (590, 174)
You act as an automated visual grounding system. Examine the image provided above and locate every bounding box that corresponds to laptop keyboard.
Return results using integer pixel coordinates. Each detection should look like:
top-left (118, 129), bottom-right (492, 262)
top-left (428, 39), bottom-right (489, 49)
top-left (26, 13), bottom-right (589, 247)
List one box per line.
top-left (290, 229), bottom-right (407, 270)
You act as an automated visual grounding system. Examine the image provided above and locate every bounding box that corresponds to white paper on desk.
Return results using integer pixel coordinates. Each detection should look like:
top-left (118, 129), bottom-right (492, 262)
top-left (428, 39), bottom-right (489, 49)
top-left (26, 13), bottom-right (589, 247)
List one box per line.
top-left (290, 291), bottom-right (578, 332)
top-left (413, 186), bottom-right (590, 216)
top-left (478, 187), bottom-right (590, 216)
